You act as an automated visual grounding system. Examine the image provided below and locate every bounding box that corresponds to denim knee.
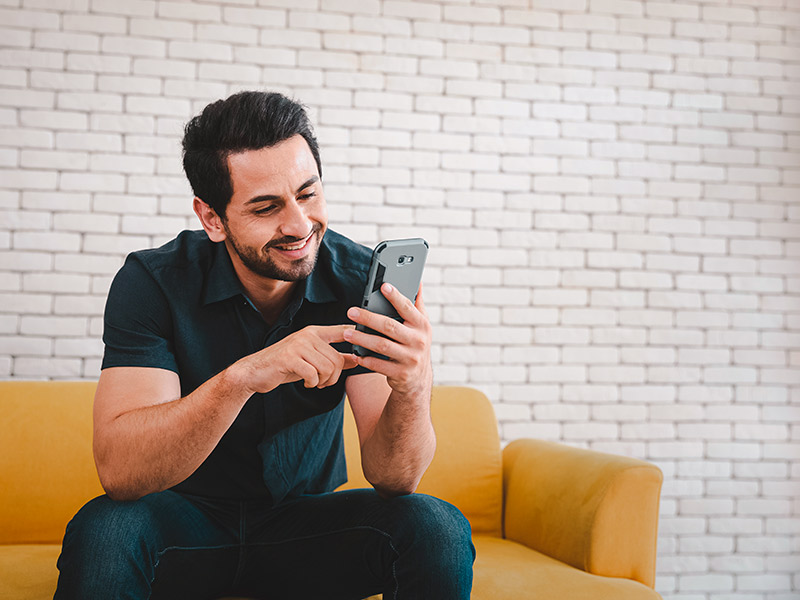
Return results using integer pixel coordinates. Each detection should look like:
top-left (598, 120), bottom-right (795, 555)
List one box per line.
top-left (62, 494), bottom-right (164, 553)
top-left (389, 493), bottom-right (475, 565)
top-left (55, 495), bottom-right (165, 599)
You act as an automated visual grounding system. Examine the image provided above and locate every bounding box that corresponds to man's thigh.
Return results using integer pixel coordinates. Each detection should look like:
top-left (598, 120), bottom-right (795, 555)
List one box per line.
top-left (236, 489), bottom-right (473, 600)
top-left (57, 491), bottom-right (242, 600)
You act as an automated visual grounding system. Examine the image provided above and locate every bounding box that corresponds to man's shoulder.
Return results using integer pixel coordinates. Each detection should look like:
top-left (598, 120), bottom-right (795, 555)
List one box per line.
top-left (321, 229), bottom-right (372, 274)
top-left (126, 230), bottom-right (213, 275)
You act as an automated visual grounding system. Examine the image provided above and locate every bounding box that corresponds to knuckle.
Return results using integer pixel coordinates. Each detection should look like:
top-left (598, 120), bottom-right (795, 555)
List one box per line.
top-left (385, 319), bottom-right (400, 338)
top-left (376, 337), bottom-right (391, 355)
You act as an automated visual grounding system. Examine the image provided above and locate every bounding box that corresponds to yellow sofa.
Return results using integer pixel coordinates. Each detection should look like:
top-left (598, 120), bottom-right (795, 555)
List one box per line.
top-left (0, 381), bottom-right (663, 599)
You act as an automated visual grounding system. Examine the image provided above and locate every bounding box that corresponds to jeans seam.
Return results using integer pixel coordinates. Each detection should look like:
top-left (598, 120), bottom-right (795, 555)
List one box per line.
top-left (232, 500), bottom-right (247, 588)
top-left (150, 542), bottom-right (241, 590)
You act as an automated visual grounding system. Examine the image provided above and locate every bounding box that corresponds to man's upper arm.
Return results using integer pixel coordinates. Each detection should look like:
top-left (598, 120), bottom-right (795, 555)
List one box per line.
top-left (94, 366), bottom-right (181, 431)
top-left (102, 255), bottom-right (179, 373)
top-left (345, 372), bottom-right (391, 449)
top-left (95, 255), bottom-right (182, 429)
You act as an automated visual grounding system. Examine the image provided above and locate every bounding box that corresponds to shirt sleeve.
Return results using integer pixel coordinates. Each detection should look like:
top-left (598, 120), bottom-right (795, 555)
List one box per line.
top-left (101, 255), bottom-right (179, 373)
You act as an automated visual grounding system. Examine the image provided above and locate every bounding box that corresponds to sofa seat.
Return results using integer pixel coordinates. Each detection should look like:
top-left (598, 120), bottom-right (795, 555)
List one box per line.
top-left (0, 537), bottom-right (661, 600)
top-left (472, 536), bottom-right (661, 599)
top-left (0, 544), bottom-right (60, 600)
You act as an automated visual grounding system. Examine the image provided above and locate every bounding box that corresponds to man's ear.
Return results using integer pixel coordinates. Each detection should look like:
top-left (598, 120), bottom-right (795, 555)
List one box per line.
top-left (193, 197), bottom-right (227, 243)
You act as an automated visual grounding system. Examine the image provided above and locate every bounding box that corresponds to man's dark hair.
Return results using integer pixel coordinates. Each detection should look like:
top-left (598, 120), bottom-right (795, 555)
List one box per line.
top-left (182, 91), bottom-right (322, 218)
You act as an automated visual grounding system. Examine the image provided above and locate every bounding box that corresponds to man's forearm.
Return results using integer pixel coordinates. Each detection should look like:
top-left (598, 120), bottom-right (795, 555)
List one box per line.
top-left (94, 365), bottom-right (252, 501)
top-left (360, 387), bottom-right (437, 497)
top-left (94, 325), bottom-right (356, 502)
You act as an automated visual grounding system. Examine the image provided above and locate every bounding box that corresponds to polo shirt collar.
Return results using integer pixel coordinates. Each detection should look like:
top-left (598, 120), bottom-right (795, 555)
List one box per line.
top-left (202, 237), bottom-right (337, 306)
top-left (201, 240), bottom-right (243, 305)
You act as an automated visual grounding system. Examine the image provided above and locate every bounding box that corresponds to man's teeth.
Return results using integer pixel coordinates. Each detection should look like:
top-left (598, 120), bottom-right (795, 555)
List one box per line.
top-left (277, 236), bottom-right (309, 251)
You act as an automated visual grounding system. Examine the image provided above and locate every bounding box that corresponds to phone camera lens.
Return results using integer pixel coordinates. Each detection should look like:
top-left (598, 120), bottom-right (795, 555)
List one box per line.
top-left (398, 256), bottom-right (405, 265)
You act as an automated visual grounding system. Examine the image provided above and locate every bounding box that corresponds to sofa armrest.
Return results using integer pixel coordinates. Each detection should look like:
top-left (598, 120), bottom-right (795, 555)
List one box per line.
top-left (503, 439), bottom-right (663, 588)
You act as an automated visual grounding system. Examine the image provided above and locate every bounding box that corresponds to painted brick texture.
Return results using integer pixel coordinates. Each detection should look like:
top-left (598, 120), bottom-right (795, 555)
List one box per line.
top-left (1, 0), bottom-right (799, 598)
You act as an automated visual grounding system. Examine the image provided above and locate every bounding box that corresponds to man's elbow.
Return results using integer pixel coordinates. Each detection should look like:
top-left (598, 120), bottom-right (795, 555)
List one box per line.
top-left (372, 479), bottom-right (419, 499)
top-left (94, 452), bottom-right (150, 502)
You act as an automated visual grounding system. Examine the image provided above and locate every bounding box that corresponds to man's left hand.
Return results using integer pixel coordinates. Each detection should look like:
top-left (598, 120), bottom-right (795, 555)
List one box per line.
top-left (344, 284), bottom-right (433, 398)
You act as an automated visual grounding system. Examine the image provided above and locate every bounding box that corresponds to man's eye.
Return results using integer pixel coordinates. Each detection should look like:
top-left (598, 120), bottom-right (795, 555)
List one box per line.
top-left (254, 206), bottom-right (276, 215)
top-left (299, 192), bottom-right (316, 201)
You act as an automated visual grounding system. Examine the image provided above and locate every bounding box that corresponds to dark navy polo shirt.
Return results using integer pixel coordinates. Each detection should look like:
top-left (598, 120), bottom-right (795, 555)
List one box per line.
top-left (101, 229), bottom-right (372, 503)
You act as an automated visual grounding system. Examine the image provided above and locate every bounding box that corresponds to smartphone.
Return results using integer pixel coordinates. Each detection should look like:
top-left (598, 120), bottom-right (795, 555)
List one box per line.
top-left (352, 238), bottom-right (429, 359)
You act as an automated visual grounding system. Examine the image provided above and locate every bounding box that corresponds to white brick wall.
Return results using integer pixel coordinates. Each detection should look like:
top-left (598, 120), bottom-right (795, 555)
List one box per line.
top-left (1, 0), bottom-right (799, 597)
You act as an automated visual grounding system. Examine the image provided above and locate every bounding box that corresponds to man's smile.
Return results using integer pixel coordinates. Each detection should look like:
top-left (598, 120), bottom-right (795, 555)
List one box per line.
top-left (269, 230), bottom-right (316, 259)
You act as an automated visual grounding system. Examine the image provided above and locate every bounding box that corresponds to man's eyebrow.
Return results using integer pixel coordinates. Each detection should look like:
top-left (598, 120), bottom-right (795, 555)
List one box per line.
top-left (245, 175), bottom-right (319, 205)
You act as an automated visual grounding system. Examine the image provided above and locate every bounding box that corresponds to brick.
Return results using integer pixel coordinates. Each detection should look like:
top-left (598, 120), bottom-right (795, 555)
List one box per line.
top-left (0, 48), bottom-right (63, 70)
top-left (590, 33), bottom-right (644, 52)
top-left (703, 5), bottom-right (756, 23)
top-left (66, 52), bottom-right (131, 74)
top-left (196, 23), bottom-right (259, 45)
top-left (54, 336), bottom-right (104, 357)
top-left (646, 1), bottom-right (699, 19)
top-left (0, 334), bottom-right (50, 356)
top-left (443, 5), bottom-right (500, 24)
top-left (224, 5), bottom-right (285, 26)
top-left (63, 12), bottom-right (128, 34)
top-left (101, 35), bottom-right (166, 58)
top-left (0, 8), bottom-right (60, 30)
top-left (384, 0), bottom-right (441, 20)
top-left (155, 0), bottom-right (220, 20)
top-left (418, 57), bottom-right (477, 80)
top-left (529, 365), bottom-right (587, 383)
top-left (323, 32), bottom-right (382, 53)
top-left (563, 13), bottom-right (615, 32)
top-left (289, 10), bottom-right (350, 31)
top-left (0, 168), bottom-right (57, 190)
top-left (34, 31), bottom-right (99, 53)
top-left (533, 30), bottom-right (587, 49)
top-left (352, 15), bottom-right (411, 37)
top-left (413, 21), bottom-right (470, 44)
top-left (23, 273), bottom-right (90, 294)
top-left (20, 149), bottom-right (88, 171)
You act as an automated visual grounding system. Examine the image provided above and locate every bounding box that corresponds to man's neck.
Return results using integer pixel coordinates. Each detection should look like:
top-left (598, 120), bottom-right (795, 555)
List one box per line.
top-left (226, 248), bottom-right (299, 325)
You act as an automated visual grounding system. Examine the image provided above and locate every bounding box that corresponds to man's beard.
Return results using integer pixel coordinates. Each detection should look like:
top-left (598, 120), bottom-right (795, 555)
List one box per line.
top-left (223, 222), bottom-right (323, 282)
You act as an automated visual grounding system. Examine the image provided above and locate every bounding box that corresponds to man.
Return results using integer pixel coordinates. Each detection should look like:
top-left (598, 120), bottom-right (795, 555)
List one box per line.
top-left (55, 91), bottom-right (474, 599)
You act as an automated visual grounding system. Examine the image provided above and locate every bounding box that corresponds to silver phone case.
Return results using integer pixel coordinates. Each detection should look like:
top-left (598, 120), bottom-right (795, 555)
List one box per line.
top-left (353, 238), bottom-right (428, 358)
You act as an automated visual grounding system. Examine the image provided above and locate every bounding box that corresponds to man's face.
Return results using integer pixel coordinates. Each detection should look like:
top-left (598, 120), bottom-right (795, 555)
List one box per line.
top-left (221, 134), bottom-right (327, 282)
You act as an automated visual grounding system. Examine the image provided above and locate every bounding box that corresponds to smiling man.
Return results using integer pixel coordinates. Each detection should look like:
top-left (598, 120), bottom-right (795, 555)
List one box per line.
top-left (54, 91), bottom-right (474, 599)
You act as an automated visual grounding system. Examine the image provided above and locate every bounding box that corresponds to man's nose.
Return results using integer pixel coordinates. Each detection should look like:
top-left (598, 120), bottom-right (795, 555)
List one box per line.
top-left (280, 198), bottom-right (312, 239)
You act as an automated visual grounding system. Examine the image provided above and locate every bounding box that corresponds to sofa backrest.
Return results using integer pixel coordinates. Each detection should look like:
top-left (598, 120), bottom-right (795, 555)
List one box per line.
top-left (1, 382), bottom-right (503, 544)
top-left (0, 381), bottom-right (104, 544)
top-left (340, 386), bottom-right (503, 537)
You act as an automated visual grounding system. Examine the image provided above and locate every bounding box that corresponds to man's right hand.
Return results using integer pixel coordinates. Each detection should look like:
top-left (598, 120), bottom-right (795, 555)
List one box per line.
top-left (236, 324), bottom-right (359, 395)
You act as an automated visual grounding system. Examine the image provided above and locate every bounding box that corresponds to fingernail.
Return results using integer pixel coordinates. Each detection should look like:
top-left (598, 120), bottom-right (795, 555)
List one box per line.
top-left (343, 329), bottom-right (353, 340)
top-left (383, 283), bottom-right (393, 293)
top-left (348, 307), bottom-right (359, 319)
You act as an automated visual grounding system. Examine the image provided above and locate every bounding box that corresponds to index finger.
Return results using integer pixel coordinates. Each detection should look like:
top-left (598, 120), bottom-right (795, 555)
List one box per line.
top-left (315, 324), bottom-right (357, 344)
top-left (415, 284), bottom-right (428, 318)
top-left (381, 283), bottom-right (422, 325)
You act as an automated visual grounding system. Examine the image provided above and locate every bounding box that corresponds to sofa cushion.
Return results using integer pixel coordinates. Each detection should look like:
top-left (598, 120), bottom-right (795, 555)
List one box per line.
top-left (0, 381), bottom-right (104, 545)
top-left (339, 386), bottom-right (503, 537)
top-left (472, 536), bottom-right (662, 599)
top-left (0, 544), bottom-right (60, 600)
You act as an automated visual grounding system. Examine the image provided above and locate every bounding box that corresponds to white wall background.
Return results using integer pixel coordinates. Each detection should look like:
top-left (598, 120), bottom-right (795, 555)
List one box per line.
top-left (1, 0), bottom-right (798, 597)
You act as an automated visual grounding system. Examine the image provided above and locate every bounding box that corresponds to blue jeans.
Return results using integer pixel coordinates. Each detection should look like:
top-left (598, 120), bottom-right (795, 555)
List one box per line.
top-left (54, 488), bottom-right (475, 599)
